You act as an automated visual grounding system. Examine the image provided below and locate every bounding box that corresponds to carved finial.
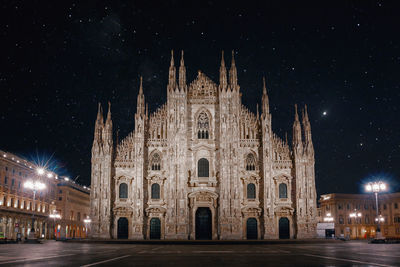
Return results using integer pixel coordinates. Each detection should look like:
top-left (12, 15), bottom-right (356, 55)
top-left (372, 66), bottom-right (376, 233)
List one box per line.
top-left (180, 50), bottom-right (184, 66)
top-left (170, 50), bottom-right (174, 67)
top-left (221, 50), bottom-right (225, 66)
top-left (231, 50), bottom-right (235, 66)
top-left (139, 76), bottom-right (143, 94)
top-left (294, 104), bottom-right (299, 121)
top-left (263, 76), bottom-right (267, 95)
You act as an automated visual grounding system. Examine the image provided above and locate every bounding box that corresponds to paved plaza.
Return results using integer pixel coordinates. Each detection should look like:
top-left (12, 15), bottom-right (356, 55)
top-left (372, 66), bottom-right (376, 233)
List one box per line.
top-left (0, 240), bottom-right (399, 266)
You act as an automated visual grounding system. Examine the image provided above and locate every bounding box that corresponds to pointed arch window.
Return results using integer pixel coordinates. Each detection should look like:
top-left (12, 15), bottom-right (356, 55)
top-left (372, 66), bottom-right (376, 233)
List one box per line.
top-left (247, 183), bottom-right (256, 199)
top-left (151, 153), bottom-right (161, 171)
top-left (197, 111), bottom-right (210, 139)
top-left (151, 183), bottom-right (160, 199)
top-left (246, 154), bottom-right (256, 171)
top-left (279, 183), bottom-right (287, 199)
top-left (198, 158), bottom-right (209, 177)
top-left (119, 183), bottom-right (128, 199)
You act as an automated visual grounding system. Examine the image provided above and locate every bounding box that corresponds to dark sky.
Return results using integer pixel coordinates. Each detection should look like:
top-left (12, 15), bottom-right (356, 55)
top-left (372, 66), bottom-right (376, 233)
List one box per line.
top-left (1, 1), bottom-right (399, 195)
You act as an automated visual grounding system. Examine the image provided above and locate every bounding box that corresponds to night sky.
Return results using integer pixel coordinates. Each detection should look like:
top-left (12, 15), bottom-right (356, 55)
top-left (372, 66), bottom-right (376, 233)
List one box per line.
top-left (1, 1), bottom-right (399, 195)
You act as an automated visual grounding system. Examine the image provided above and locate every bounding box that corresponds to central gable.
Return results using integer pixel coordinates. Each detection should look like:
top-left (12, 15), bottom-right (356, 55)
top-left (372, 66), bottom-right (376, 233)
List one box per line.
top-left (188, 71), bottom-right (218, 100)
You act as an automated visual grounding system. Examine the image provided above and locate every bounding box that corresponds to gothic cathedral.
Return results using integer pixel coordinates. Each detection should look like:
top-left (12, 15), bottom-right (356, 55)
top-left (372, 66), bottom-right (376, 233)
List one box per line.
top-left (90, 51), bottom-right (317, 240)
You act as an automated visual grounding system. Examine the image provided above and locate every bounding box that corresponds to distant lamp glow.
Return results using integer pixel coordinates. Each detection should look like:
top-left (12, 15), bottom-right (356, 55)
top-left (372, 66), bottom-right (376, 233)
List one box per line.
top-left (36, 168), bottom-right (45, 175)
top-left (365, 181), bottom-right (388, 238)
top-left (366, 181), bottom-right (387, 193)
top-left (24, 180), bottom-right (46, 190)
top-left (49, 214), bottom-right (61, 219)
top-left (47, 173), bottom-right (53, 178)
top-left (83, 218), bottom-right (92, 224)
top-left (64, 177), bottom-right (69, 181)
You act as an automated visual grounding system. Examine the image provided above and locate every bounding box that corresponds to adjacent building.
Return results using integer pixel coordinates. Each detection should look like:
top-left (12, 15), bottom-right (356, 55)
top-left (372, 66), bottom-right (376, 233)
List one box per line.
top-left (0, 149), bottom-right (90, 240)
top-left (90, 51), bottom-right (318, 240)
top-left (319, 193), bottom-right (400, 239)
top-left (55, 180), bottom-right (90, 239)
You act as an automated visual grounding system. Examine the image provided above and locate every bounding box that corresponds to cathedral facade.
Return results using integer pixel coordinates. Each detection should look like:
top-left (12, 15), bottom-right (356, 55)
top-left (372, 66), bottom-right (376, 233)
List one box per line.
top-left (90, 51), bottom-right (317, 240)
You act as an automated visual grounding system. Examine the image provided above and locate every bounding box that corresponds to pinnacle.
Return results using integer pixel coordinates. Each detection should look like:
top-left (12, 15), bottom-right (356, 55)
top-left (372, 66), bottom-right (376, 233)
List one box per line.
top-left (139, 76), bottom-right (143, 94)
top-left (170, 50), bottom-right (174, 67)
top-left (180, 50), bottom-right (184, 66)
top-left (294, 104), bottom-right (299, 121)
top-left (262, 76), bottom-right (267, 95)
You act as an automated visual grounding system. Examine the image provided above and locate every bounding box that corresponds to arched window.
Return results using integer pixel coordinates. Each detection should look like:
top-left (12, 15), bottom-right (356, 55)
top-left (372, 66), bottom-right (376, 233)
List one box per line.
top-left (247, 183), bottom-right (256, 199)
top-left (197, 111), bottom-right (210, 139)
top-left (279, 183), bottom-right (287, 199)
top-left (198, 158), bottom-right (209, 177)
top-left (119, 183), bottom-right (128, 199)
top-left (246, 154), bottom-right (256, 171)
top-left (151, 183), bottom-right (160, 199)
top-left (151, 153), bottom-right (161, 171)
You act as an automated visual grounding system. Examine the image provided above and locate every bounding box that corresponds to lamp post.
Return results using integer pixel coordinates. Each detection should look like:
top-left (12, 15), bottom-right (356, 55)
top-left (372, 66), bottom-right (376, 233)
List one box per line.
top-left (349, 210), bottom-right (362, 239)
top-left (49, 212), bottom-right (61, 239)
top-left (365, 181), bottom-right (387, 239)
top-left (83, 217), bottom-right (91, 238)
top-left (24, 179), bottom-right (46, 241)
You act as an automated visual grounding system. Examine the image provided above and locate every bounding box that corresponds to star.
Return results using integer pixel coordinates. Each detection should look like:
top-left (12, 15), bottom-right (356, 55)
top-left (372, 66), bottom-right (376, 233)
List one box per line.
top-left (322, 111), bottom-right (327, 116)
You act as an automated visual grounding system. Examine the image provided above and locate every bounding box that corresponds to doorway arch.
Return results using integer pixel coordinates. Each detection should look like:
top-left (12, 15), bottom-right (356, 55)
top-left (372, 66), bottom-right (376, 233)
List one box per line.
top-left (117, 217), bottom-right (129, 239)
top-left (150, 218), bottom-right (161, 239)
top-left (195, 207), bottom-right (212, 240)
top-left (279, 217), bottom-right (290, 239)
top-left (246, 218), bottom-right (258, 239)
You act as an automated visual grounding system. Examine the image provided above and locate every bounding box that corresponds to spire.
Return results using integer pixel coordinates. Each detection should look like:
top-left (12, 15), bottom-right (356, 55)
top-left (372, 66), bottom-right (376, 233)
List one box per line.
top-left (139, 75), bottom-right (143, 95)
top-left (106, 101), bottom-right (112, 124)
top-left (94, 103), bottom-right (104, 141)
top-left (229, 50), bottom-right (237, 88)
top-left (168, 50), bottom-right (176, 89)
top-left (137, 76), bottom-right (145, 115)
top-left (256, 103), bottom-right (259, 119)
top-left (302, 104), bottom-right (313, 150)
top-left (219, 50), bottom-right (227, 90)
top-left (179, 50), bottom-right (186, 90)
top-left (262, 76), bottom-right (270, 114)
top-left (292, 104), bottom-right (303, 148)
top-left (103, 101), bottom-right (113, 146)
top-left (96, 102), bottom-right (103, 124)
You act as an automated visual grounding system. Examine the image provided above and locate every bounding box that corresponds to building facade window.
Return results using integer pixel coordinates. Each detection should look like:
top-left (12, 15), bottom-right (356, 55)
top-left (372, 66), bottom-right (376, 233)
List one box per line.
top-left (245, 154), bottom-right (256, 171)
top-left (395, 203), bottom-right (399, 209)
top-left (279, 183), bottom-right (287, 199)
top-left (151, 183), bottom-right (160, 199)
top-left (119, 183), bottom-right (128, 199)
top-left (247, 183), bottom-right (256, 199)
top-left (347, 203), bottom-right (351, 210)
top-left (348, 217), bottom-right (352, 224)
top-left (365, 215), bottom-right (370, 224)
top-left (384, 204), bottom-right (387, 210)
top-left (197, 111), bottom-right (210, 139)
top-left (339, 216), bottom-right (344, 224)
top-left (338, 204), bottom-right (343, 210)
top-left (198, 158), bottom-right (209, 177)
top-left (151, 153), bottom-right (161, 171)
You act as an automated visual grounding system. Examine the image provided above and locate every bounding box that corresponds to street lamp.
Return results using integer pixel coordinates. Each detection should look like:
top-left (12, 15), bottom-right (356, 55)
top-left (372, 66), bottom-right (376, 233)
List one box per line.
top-left (365, 181), bottom-right (387, 239)
top-left (83, 217), bottom-right (91, 238)
top-left (349, 210), bottom-right (362, 239)
top-left (49, 212), bottom-right (61, 239)
top-left (24, 179), bottom-right (46, 241)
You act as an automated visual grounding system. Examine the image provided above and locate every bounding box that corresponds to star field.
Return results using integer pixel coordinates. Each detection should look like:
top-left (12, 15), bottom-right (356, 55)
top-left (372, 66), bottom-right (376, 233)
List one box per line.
top-left (0, 1), bottom-right (399, 195)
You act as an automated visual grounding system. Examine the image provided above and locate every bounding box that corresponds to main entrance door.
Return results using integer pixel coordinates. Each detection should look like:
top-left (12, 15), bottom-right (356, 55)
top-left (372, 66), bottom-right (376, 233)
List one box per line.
top-left (150, 218), bottom-right (161, 239)
top-left (246, 218), bottom-right (258, 239)
top-left (195, 207), bottom-right (212, 240)
top-left (279, 217), bottom-right (290, 239)
top-left (117, 217), bottom-right (128, 239)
